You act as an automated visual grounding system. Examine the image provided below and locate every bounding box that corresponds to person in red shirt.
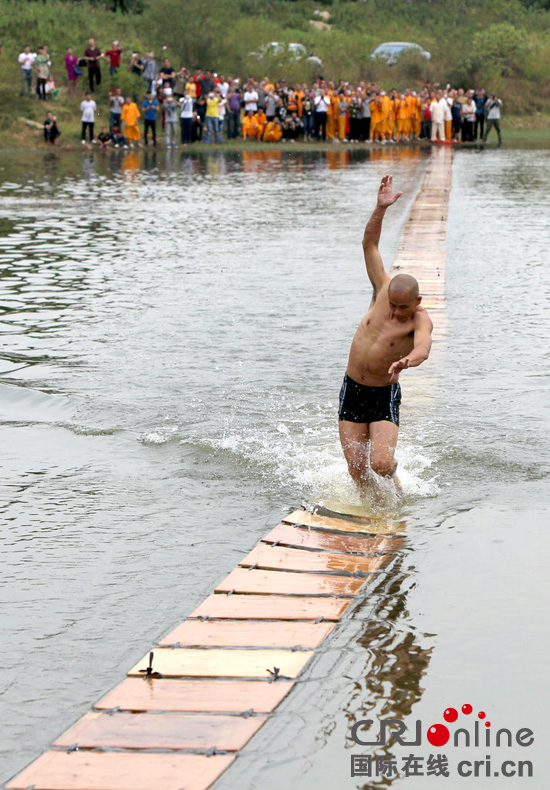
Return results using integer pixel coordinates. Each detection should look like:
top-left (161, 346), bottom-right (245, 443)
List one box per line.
top-left (104, 40), bottom-right (123, 78)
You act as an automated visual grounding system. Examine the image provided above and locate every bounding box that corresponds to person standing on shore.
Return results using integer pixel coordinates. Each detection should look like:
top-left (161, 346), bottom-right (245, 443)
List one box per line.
top-left (109, 87), bottom-right (124, 133)
top-left (338, 175), bottom-right (433, 496)
top-left (84, 38), bottom-right (102, 92)
top-left (34, 46), bottom-right (50, 101)
top-left (104, 41), bottom-right (123, 78)
top-left (142, 93), bottom-right (159, 146)
top-left (64, 47), bottom-right (79, 97)
top-left (121, 96), bottom-right (141, 147)
top-left (18, 46), bottom-right (36, 96)
top-left (163, 94), bottom-right (178, 147)
top-left (482, 94), bottom-right (502, 146)
top-left (80, 92), bottom-right (97, 144)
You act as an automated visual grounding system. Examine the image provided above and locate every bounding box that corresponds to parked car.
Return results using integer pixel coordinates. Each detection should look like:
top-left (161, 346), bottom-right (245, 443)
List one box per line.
top-left (370, 42), bottom-right (431, 66)
top-left (250, 42), bottom-right (323, 69)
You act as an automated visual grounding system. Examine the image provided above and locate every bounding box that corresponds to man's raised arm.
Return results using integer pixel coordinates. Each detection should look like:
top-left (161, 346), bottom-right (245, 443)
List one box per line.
top-left (363, 174), bottom-right (403, 296)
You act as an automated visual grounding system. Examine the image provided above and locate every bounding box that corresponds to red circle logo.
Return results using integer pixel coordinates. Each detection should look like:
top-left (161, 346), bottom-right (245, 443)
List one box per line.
top-left (427, 724), bottom-right (450, 747)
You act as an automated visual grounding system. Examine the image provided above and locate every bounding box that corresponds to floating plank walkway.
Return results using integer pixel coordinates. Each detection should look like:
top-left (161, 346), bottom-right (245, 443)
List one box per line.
top-left (392, 144), bottom-right (453, 340)
top-left (7, 151), bottom-right (453, 790)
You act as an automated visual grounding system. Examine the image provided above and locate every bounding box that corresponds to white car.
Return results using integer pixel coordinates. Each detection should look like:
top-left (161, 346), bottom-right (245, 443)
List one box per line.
top-left (370, 42), bottom-right (431, 66)
top-left (250, 42), bottom-right (323, 68)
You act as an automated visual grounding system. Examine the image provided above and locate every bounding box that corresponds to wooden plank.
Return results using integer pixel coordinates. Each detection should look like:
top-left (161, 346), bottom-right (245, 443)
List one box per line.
top-left (94, 677), bottom-right (294, 713)
top-left (53, 710), bottom-right (266, 752)
top-left (159, 618), bottom-right (335, 648)
top-left (6, 751), bottom-right (234, 790)
top-left (127, 647), bottom-right (313, 679)
top-left (262, 522), bottom-right (396, 555)
top-left (189, 593), bottom-right (352, 621)
top-left (216, 567), bottom-right (366, 597)
top-left (239, 543), bottom-right (385, 576)
top-left (283, 509), bottom-right (405, 535)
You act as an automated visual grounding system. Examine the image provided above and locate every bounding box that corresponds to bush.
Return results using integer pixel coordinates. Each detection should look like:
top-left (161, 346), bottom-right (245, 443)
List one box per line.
top-left (472, 22), bottom-right (530, 76)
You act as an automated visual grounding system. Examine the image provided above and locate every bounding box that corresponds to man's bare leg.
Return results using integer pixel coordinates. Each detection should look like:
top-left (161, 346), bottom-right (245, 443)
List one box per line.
top-left (368, 420), bottom-right (402, 496)
top-left (338, 421), bottom-right (374, 499)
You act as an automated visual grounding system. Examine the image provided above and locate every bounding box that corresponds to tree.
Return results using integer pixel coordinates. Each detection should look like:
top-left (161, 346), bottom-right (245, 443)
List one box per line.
top-left (472, 22), bottom-right (529, 76)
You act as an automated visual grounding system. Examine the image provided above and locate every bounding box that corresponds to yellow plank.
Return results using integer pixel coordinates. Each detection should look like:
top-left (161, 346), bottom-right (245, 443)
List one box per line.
top-left (94, 677), bottom-right (294, 713)
top-left (283, 509), bottom-right (405, 535)
top-left (127, 647), bottom-right (313, 679)
top-left (6, 751), bottom-right (234, 790)
top-left (53, 710), bottom-right (266, 752)
top-left (159, 618), bottom-right (335, 648)
top-left (239, 543), bottom-right (385, 576)
top-left (262, 523), bottom-right (396, 555)
top-left (216, 567), bottom-right (366, 596)
top-left (189, 593), bottom-right (352, 621)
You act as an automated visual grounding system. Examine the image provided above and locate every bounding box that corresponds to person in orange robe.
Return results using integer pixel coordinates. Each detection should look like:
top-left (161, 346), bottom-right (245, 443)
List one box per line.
top-left (326, 81), bottom-right (335, 138)
top-left (252, 109), bottom-right (267, 139)
top-left (370, 94), bottom-right (382, 142)
top-left (263, 118), bottom-right (282, 142)
top-left (395, 93), bottom-right (408, 141)
top-left (380, 91), bottom-right (392, 141)
top-left (242, 110), bottom-right (259, 140)
top-left (121, 97), bottom-right (141, 145)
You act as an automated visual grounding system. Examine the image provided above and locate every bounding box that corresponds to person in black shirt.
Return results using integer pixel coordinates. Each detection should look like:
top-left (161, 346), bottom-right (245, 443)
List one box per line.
top-left (84, 38), bottom-right (102, 92)
top-left (43, 112), bottom-right (60, 144)
top-left (198, 70), bottom-right (214, 97)
top-left (159, 59), bottom-right (176, 89)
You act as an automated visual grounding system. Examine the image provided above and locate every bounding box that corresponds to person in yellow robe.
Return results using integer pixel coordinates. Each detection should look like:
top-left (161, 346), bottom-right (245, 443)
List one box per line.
top-left (326, 81), bottom-right (336, 139)
top-left (369, 94), bottom-right (381, 142)
top-left (380, 91), bottom-right (392, 141)
top-left (396, 93), bottom-right (408, 141)
top-left (388, 90), bottom-right (397, 141)
top-left (412, 92), bottom-right (422, 138)
top-left (121, 97), bottom-right (141, 145)
top-left (252, 109), bottom-right (267, 140)
top-left (242, 110), bottom-right (259, 140)
top-left (263, 118), bottom-right (282, 142)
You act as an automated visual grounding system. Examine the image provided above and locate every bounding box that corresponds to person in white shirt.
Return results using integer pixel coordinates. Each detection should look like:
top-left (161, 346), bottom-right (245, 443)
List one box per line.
top-left (217, 94), bottom-right (227, 141)
top-left (314, 90), bottom-right (330, 140)
top-left (18, 46), bottom-right (36, 95)
top-left (80, 93), bottom-right (97, 144)
top-left (461, 93), bottom-right (477, 142)
top-left (217, 75), bottom-right (229, 97)
top-left (430, 90), bottom-right (446, 142)
top-left (179, 91), bottom-right (194, 144)
top-left (243, 83), bottom-right (259, 112)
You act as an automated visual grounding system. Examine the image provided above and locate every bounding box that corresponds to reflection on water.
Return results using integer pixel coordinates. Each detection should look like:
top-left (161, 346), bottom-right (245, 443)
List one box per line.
top-left (1, 147), bottom-right (549, 788)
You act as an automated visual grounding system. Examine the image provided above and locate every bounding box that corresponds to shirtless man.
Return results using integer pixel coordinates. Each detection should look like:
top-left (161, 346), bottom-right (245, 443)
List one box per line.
top-left (338, 174), bottom-right (433, 494)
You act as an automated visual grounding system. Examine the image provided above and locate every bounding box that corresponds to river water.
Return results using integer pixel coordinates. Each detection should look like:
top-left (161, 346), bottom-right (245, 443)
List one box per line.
top-left (0, 146), bottom-right (548, 789)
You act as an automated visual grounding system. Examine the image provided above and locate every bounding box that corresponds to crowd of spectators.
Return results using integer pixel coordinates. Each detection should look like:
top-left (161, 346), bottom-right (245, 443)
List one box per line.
top-left (17, 41), bottom-right (503, 148)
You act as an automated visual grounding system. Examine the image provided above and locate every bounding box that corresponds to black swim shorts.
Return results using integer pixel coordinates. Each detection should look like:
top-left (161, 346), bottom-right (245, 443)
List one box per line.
top-left (338, 373), bottom-right (401, 426)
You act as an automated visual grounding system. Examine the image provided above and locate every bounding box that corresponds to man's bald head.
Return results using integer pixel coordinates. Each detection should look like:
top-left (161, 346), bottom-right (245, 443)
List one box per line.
top-left (388, 274), bottom-right (421, 321)
top-left (389, 273), bottom-right (419, 300)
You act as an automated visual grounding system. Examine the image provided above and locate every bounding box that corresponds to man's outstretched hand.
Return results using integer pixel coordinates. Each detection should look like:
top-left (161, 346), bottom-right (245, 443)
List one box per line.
top-left (377, 174), bottom-right (403, 209)
top-left (388, 357), bottom-right (409, 383)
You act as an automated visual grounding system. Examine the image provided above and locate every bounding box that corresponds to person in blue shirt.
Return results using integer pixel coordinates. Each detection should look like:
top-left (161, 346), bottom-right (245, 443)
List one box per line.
top-left (474, 88), bottom-right (487, 141)
top-left (142, 93), bottom-right (159, 146)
